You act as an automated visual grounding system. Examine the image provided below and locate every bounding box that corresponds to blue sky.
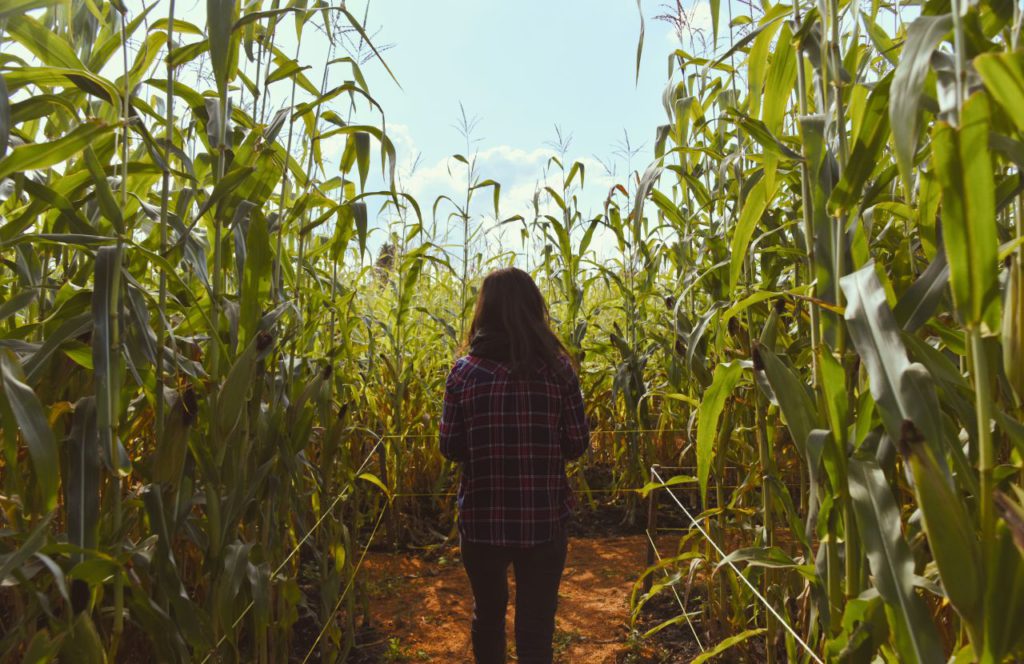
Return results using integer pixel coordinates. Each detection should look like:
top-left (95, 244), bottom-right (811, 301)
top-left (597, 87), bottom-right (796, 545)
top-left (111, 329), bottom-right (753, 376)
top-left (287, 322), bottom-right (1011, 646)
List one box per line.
top-left (355, 0), bottom-right (668, 176)
top-left (332, 0), bottom-right (713, 242)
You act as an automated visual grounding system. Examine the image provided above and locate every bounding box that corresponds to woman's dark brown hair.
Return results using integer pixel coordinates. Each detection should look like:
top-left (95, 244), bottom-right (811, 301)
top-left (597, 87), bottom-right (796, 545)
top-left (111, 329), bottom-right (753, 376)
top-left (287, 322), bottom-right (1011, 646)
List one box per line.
top-left (466, 267), bottom-right (571, 378)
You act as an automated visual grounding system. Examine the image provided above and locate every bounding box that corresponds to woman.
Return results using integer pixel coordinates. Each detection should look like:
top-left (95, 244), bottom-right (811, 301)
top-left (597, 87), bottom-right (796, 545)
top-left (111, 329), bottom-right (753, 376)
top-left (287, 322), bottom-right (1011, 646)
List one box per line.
top-left (439, 267), bottom-right (590, 664)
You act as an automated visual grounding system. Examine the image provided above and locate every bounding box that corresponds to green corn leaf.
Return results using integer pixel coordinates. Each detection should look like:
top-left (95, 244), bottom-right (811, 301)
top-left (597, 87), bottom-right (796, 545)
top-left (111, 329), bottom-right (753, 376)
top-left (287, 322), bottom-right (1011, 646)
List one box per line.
top-left (0, 290), bottom-right (35, 323)
top-left (931, 93), bottom-right (1000, 331)
top-left (59, 613), bottom-right (105, 664)
top-left (862, 12), bottom-right (899, 66)
top-left (151, 389), bottom-right (194, 486)
top-left (830, 75), bottom-right (892, 215)
top-left (799, 114), bottom-right (836, 314)
top-left (15, 177), bottom-right (95, 238)
top-left (848, 457), bottom-right (945, 664)
top-left (746, 17), bottom-right (785, 120)
top-left (206, 0), bottom-right (240, 98)
top-left (755, 343), bottom-right (819, 458)
top-left (0, 352), bottom-right (59, 512)
top-left (761, 23), bottom-right (796, 135)
top-left (0, 120), bottom-right (112, 181)
top-left (691, 628), bottom-right (768, 664)
top-left (696, 361), bottom-right (743, 504)
top-left (892, 248), bottom-right (949, 332)
top-left (896, 419), bottom-right (982, 636)
top-left (0, 0), bottom-right (59, 20)
top-left (265, 59), bottom-right (310, 86)
top-left (195, 166), bottom-right (255, 219)
top-left (83, 146), bottom-right (124, 234)
top-left (709, 0), bottom-right (720, 48)
top-left (719, 545), bottom-right (807, 571)
top-left (168, 41), bottom-right (210, 68)
top-left (214, 542), bottom-right (253, 633)
top-left (239, 212), bottom-right (271, 350)
top-left (1003, 257), bottom-right (1024, 401)
top-left (982, 523), bottom-right (1024, 661)
top-left (840, 263), bottom-right (910, 441)
top-left (92, 245), bottom-right (130, 477)
top-left (65, 397), bottom-right (100, 558)
top-left (355, 131), bottom-right (371, 191)
top-left (890, 14), bottom-right (951, 190)
top-left (357, 472), bottom-right (390, 498)
top-left (216, 331), bottom-right (273, 439)
top-left (994, 489), bottom-right (1024, 556)
top-left (0, 75), bottom-right (10, 161)
top-left (471, 179), bottom-right (502, 218)
top-left (639, 473), bottom-right (696, 498)
top-left (728, 167), bottom-right (774, 292)
top-left (817, 347), bottom-right (848, 444)
top-left (19, 629), bottom-right (63, 664)
top-left (0, 512), bottom-right (54, 582)
top-left (566, 161), bottom-right (585, 189)
top-left (351, 201), bottom-right (368, 257)
top-left (3, 67), bottom-right (120, 110)
top-left (974, 51), bottom-right (1024, 135)
top-left (6, 13), bottom-right (86, 70)
top-left (633, 0), bottom-right (644, 85)
top-left (23, 312), bottom-right (92, 383)
top-left (896, 363), bottom-right (950, 474)
top-left (825, 595), bottom-right (890, 661)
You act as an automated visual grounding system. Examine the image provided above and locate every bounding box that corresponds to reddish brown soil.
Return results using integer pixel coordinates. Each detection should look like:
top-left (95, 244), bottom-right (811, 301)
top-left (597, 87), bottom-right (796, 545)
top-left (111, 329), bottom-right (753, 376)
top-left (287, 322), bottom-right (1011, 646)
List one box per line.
top-left (360, 535), bottom-right (679, 663)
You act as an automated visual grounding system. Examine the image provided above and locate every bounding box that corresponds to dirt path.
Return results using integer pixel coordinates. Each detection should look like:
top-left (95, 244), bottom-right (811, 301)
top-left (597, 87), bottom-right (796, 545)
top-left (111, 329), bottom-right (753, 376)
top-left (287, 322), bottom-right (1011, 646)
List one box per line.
top-left (361, 535), bottom-right (672, 662)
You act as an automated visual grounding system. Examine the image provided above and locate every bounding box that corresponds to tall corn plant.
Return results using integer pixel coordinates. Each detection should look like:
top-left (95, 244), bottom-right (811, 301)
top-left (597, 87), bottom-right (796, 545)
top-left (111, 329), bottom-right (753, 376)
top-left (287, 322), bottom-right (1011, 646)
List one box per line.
top-left (0, 1), bottom-right (396, 660)
top-left (633, 0), bottom-right (1024, 660)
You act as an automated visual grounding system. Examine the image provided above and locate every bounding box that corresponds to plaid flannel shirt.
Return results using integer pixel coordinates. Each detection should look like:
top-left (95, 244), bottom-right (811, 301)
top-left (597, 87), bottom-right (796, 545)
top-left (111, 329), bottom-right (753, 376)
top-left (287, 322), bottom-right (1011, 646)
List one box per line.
top-left (439, 354), bottom-right (590, 547)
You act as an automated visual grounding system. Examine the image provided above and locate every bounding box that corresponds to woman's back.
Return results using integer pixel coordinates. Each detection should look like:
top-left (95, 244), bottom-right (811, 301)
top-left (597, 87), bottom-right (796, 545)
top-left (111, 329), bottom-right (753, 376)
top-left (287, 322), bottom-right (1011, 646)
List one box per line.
top-left (440, 354), bottom-right (589, 547)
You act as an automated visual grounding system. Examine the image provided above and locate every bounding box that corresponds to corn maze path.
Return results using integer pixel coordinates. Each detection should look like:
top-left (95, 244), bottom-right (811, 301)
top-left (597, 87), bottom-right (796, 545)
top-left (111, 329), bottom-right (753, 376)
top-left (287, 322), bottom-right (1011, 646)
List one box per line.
top-left (361, 534), bottom-right (678, 663)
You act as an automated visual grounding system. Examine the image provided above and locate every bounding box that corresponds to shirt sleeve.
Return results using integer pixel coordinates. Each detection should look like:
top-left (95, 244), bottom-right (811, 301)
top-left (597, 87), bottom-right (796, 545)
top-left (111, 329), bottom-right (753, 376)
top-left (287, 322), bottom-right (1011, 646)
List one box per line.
top-left (560, 365), bottom-right (590, 460)
top-left (439, 363), bottom-right (467, 462)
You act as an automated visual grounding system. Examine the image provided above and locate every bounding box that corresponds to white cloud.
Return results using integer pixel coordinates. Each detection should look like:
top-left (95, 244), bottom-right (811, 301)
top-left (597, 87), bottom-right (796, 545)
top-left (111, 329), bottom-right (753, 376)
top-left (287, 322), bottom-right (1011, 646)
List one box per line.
top-left (688, 1), bottom-right (714, 35)
top-left (369, 125), bottom-right (640, 263)
top-left (662, 1), bottom-right (716, 53)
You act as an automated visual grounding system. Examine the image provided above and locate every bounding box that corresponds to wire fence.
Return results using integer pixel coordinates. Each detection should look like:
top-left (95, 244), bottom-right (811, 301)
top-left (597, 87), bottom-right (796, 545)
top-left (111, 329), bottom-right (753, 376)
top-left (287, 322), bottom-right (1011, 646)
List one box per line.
top-left (195, 427), bottom-right (818, 662)
top-left (199, 437), bottom-right (386, 664)
top-left (643, 528), bottom-right (704, 652)
top-left (649, 466), bottom-right (824, 664)
top-left (301, 506), bottom-right (388, 664)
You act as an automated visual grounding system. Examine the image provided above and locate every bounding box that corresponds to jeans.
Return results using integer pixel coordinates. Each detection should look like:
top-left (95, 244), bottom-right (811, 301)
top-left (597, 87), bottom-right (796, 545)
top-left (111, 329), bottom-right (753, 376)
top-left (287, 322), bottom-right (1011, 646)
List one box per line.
top-left (460, 531), bottom-right (568, 664)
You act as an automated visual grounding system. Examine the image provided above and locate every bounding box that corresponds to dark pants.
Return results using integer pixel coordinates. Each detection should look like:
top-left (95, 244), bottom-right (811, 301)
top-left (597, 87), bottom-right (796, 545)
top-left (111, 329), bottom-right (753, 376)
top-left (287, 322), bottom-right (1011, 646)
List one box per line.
top-left (460, 531), bottom-right (568, 664)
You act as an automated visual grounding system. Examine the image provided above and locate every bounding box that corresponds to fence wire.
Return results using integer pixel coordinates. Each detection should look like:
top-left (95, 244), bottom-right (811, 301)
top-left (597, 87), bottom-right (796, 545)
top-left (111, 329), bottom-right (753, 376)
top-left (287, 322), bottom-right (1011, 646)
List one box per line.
top-left (301, 506), bottom-right (388, 664)
top-left (643, 528), bottom-right (705, 651)
top-left (199, 437), bottom-right (386, 664)
top-left (650, 466), bottom-right (824, 664)
top-left (195, 428), bottom-right (814, 662)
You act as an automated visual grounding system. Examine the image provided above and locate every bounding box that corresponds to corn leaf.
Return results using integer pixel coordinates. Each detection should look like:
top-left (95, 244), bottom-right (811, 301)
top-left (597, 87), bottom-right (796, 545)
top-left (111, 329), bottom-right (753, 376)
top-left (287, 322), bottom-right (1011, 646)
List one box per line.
top-left (691, 628), bottom-right (768, 664)
top-left (0, 120), bottom-right (112, 180)
top-left (0, 352), bottom-right (59, 512)
top-left (975, 52), bottom-right (1024, 135)
top-left (890, 15), bottom-right (951, 189)
top-left (931, 93), bottom-right (1001, 331)
top-left (897, 418), bottom-right (982, 632)
top-left (696, 361), bottom-right (743, 504)
top-left (65, 397), bottom-right (100, 557)
top-left (848, 457), bottom-right (945, 664)
top-left (92, 246), bottom-right (130, 476)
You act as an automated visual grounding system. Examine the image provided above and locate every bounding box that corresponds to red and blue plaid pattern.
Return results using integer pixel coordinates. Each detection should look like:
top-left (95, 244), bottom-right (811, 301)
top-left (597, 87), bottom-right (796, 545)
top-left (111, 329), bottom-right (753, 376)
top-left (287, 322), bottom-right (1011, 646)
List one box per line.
top-left (439, 355), bottom-right (590, 547)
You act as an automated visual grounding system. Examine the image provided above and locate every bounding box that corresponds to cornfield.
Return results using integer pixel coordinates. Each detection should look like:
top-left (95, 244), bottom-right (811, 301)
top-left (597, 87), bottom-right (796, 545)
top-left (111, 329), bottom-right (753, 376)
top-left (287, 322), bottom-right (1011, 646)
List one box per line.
top-left (1, 0), bottom-right (1023, 661)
